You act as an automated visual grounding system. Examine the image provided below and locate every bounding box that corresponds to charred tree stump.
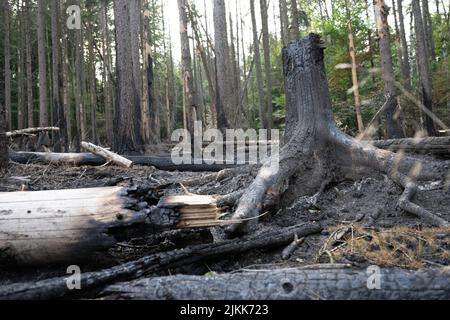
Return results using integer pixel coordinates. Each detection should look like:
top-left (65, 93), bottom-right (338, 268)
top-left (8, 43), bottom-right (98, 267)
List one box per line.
top-left (0, 223), bottom-right (322, 300)
top-left (102, 267), bottom-right (450, 300)
top-left (226, 35), bottom-right (448, 237)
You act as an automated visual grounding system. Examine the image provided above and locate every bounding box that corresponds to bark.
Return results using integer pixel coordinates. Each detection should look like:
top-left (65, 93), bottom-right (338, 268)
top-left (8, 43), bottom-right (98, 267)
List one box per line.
top-left (260, 0), bottom-right (274, 129)
top-left (17, 4), bottom-right (25, 130)
top-left (225, 35), bottom-right (448, 237)
top-left (412, 0), bottom-right (437, 137)
top-left (37, 0), bottom-right (48, 127)
top-left (25, 0), bottom-right (34, 129)
top-left (6, 127), bottom-right (60, 138)
top-left (75, 1), bottom-right (86, 150)
top-left (372, 136), bottom-right (450, 155)
top-left (161, 3), bottom-right (173, 139)
top-left (61, 1), bottom-right (71, 149)
top-left (250, 0), bottom-right (267, 129)
top-left (345, 0), bottom-right (364, 134)
top-left (396, 0), bottom-right (412, 91)
top-left (373, 0), bottom-right (404, 139)
top-left (213, 0), bottom-right (232, 130)
top-left (103, 268), bottom-right (450, 300)
top-left (421, 0), bottom-right (436, 62)
top-left (0, 104), bottom-right (7, 169)
top-left (290, 0), bottom-right (301, 40)
top-left (279, 0), bottom-right (290, 47)
top-left (0, 223), bottom-right (321, 299)
top-left (113, 0), bottom-right (143, 152)
top-left (3, 0), bottom-right (12, 130)
top-left (87, 20), bottom-right (98, 145)
top-left (51, 0), bottom-right (68, 152)
top-left (178, 0), bottom-right (198, 134)
top-left (9, 152), bottom-right (241, 172)
top-left (101, 0), bottom-right (114, 146)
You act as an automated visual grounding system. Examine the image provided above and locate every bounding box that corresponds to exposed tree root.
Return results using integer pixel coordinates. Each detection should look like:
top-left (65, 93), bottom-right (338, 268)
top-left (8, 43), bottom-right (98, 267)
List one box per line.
top-left (225, 35), bottom-right (449, 237)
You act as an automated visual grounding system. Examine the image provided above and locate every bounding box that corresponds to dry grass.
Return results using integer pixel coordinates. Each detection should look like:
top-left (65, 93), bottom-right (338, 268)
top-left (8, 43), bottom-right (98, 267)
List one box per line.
top-left (318, 225), bottom-right (450, 269)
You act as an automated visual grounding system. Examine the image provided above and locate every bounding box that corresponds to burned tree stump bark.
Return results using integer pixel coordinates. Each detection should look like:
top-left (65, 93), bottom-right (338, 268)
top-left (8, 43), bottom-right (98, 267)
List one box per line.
top-left (226, 35), bottom-right (448, 237)
top-left (102, 267), bottom-right (450, 300)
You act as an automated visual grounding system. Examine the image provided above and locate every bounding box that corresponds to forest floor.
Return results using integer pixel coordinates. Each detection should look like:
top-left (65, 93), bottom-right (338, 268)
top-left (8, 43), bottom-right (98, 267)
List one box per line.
top-left (0, 155), bottom-right (449, 296)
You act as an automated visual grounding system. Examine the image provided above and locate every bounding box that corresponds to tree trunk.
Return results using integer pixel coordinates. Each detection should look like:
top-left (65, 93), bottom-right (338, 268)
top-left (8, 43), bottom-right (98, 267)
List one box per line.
top-left (250, 0), bottom-right (267, 129)
top-left (50, 0), bottom-right (68, 152)
top-left (280, 0), bottom-right (290, 47)
top-left (213, 0), bottom-right (232, 130)
top-left (178, 0), bottom-right (198, 134)
top-left (3, 0), bottom-right (11, 131)
top-left (103, 268), bottom-right (450, 300)
top-left (61, 0), bottom-right (71, 149)
top-left (421, 0), bottom-right (436, 62)
top-left (37, 0), bottom-right (48, 128)
top-left (225, 35), bottom-right (448, 237)
top-left (25, 0), bottom-right (34, 129)
top-left (290, 0), bottom-right (301, 40)
top-left (412, 0), bottom-right (437, 137)
top-left (113, 0), bottom-right (143, 152)
top-left (260, 0), bottom-right (274, 129)
top-left (87, 20), bottom-right (98, 145)
top-left (0, 103), bottom-right (7, 169)
top-left (373, 0), bottom-right (404, 139)
top-left (17, 4), bottom-right (25, 130)
top-left (345, 0), bottom-right (364, 134)
top-left (75, 0), bottom-right (86, 151)
top-left (396, 0), bottom-right (412, 91)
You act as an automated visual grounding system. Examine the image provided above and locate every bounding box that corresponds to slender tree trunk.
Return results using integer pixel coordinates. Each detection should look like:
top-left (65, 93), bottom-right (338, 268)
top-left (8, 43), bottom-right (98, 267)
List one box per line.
top-left (50, 0), bottom-right (68, 152)
top-left (161, 2), bottom-right (172, 139)
top-left (61, 0), bottom-right (71, 149)
top-left (250, 0), bottom-right (267, 129)
top-left (25, 0), bottom-right (34, 129)
top-left (0, 102), bottom-right (7, 169)
top-left (213, 0), bottom-right (231, 130)
top-left (421, 0), bottom-right (436, 62)
top-left (101, 0), bottom-right (113, 146)
top-left (290, 0), bottom-right (301, 40)
top-left (260, 0), bottom-right (274, 129)
top-left (412, 0), bottom-right (437, 136)
top-left (229, 13), bottom-right (241, 127)
top-left (17, 4), bottom-right (25, 130)
top-left (396, 0), bottom-right (412, 91)
top-left (365, 0), bottom-right (376, 84)
top-left (373, 0), bottom-right (404, 138)
top-left (3, 0), bottom-right (12, 131)
top-left (37, 0), bottom-right (48, 128)
top-left (345, 0), bottom-right (364, 134)
top-left (280, 0), bottom-right (290, 47)
top-left (87, 20), bottom-right (98, 144)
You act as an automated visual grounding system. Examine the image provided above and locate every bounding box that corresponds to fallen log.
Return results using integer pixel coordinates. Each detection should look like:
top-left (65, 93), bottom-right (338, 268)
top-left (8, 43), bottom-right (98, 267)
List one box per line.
top-left (0, 223), bottom-right (322, 300)
top-left (371, 136), bottom-right (450, 155)
top-left (9, 151), bottom-right (241, 171)
top-left (81, 141), bottom-right (133, 168)
top-left (0, 187), bottom-right (233, 266)
top-left (6, 127), bottom-right (60, 138)
top-left (102, 267), bottom-right (450, 300)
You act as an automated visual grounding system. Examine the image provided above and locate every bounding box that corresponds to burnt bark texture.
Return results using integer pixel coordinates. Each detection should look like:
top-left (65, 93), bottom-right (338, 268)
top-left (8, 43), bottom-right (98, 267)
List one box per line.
top-left (226, 34), bottom-right (448, 237)
top-left (103, 267), bottom-right (450, 300)
top-left (0, 103), bottom-right (8, 169)
top-left (0, 223), bottom-right (321, 299)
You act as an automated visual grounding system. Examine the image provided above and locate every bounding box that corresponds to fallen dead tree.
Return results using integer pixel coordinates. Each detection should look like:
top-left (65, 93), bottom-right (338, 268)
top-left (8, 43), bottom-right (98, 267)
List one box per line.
top-left (225, 35), bottom-right (449, 237)
top-left (0, 223), bottom-right (322, 300)
top-left (81, 141), bottom-right (133, 168)
top-left (102, 267), bottom-right (450, 300)
top-left (371, 137), bottom-right (450, 156)
top-left (6, 127), bottom-right (60, 138)
top-left (0, 186), bottom-right (236, 265)
top-left (9, 151), bottom-right (240, 171)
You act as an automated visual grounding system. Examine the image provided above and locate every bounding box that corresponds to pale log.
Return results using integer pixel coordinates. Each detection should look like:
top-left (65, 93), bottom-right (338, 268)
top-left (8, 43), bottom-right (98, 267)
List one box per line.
top-left (6, 127), bottom-right (60, 138)
top-left (81, 141), bottom-right (133, 168)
